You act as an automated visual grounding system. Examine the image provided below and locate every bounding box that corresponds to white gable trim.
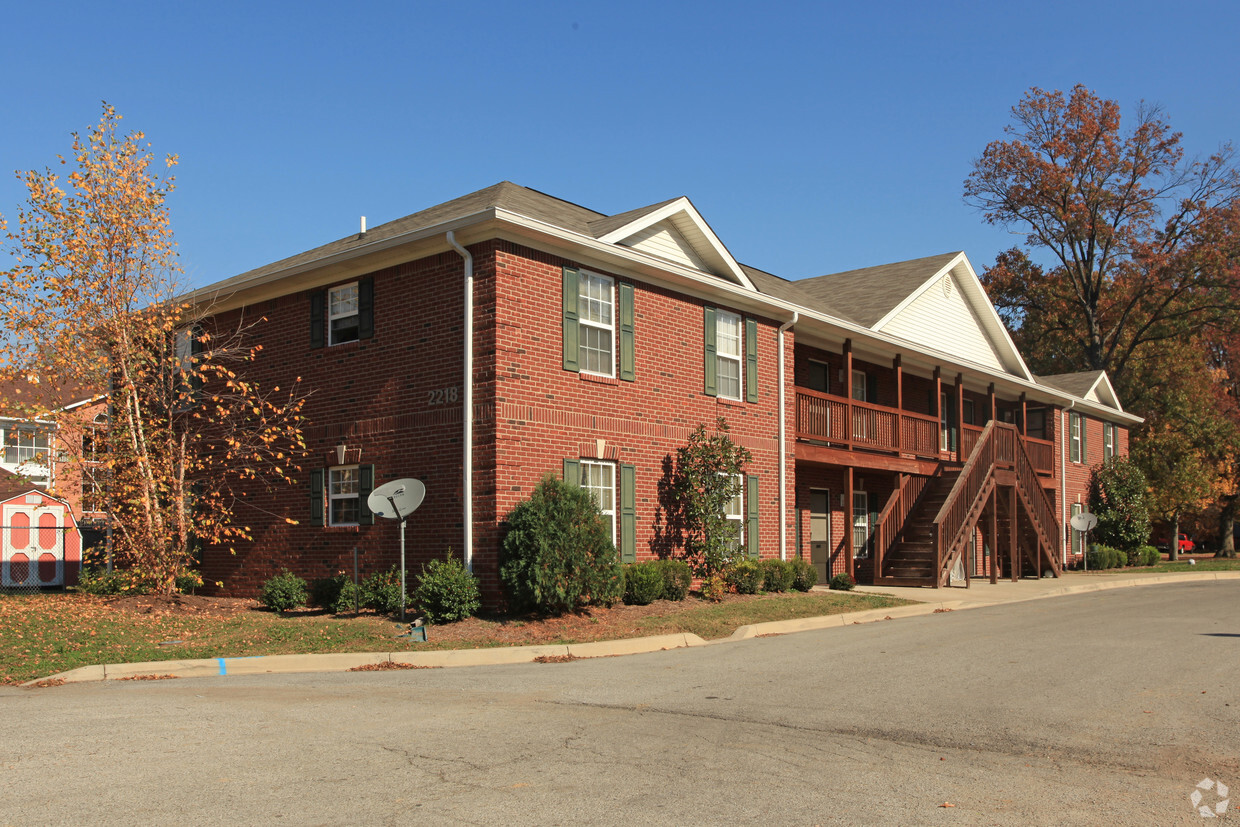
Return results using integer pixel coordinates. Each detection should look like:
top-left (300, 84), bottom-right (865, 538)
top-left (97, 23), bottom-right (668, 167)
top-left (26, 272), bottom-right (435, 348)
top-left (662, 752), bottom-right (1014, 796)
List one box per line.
top-left (870, 252), bottom-right (1033, 381)
top-left (1082, 373), bottom-right (1124, 412)
top-left (597, 197), bottom-right (754, 290)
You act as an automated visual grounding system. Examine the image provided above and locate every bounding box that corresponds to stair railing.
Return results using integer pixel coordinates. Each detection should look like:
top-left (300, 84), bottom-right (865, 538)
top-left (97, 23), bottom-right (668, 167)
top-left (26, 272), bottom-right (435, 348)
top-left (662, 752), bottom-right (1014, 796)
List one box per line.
top-left (873, 467), bottom-right (941, 579)
top-left (933, 421), bottom-right (998, 586)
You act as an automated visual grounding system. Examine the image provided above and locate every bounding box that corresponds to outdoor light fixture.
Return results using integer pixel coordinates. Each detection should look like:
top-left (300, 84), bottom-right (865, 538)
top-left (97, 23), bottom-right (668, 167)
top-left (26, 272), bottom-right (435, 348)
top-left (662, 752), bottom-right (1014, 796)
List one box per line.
top-left (336, 441), bottom-right (347, 465)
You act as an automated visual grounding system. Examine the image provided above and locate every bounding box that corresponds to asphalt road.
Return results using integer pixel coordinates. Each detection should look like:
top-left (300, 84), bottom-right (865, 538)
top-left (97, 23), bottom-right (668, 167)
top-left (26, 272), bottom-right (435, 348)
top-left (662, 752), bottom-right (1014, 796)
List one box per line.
top-left (2, 582), bottom-right (1237, 825)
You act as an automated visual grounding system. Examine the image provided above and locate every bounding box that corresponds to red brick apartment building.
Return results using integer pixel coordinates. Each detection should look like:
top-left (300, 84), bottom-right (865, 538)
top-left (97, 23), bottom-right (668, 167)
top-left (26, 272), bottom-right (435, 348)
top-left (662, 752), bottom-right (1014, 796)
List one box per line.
top-left (191, 183), bottom-right (1139, 600)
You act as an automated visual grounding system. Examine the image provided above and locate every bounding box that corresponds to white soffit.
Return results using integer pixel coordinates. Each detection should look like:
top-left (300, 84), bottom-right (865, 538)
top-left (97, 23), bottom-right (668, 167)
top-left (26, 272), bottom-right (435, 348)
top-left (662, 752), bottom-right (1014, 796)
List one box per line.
top-left (871, 252), bottom-right (1033, 381)
top-left (597, 197), bottom-right (754, 290)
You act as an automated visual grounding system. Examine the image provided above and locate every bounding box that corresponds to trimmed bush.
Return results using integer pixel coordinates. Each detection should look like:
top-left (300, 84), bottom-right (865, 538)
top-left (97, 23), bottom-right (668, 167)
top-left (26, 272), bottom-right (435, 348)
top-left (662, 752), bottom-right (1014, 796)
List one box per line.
top-left (309, 574), bottom-right (348, 609)
top-left (658, 559), bottom-right (692, 601)
top-left (500, 475), bottom-right (623, 614)
top-left (412, 558), bottom-right (481, 624)
top-left (829, 572), bottom-right (856, 591)
top-left (362, 567), bottom-right (409, 615)
top-left (1141, 545), bottom-right (1161, 566)
top-left (1086, 544), bottom-right (1127, 570)
top-left (332, 581), bottom-right (366, 615)
top-left (791, 558), bottom-right (818, 591)
top-left (623, 562), bottom-right (665, 605)
top-left (175, 570), bottom-right (203, 594)
top-left (726, 559), bottom-right (764, 594)
top-left (1124, 547), bottom-right (1144, 567)
top-left (259, 570), bottom-right (308, 612)
top-left (760, 559), bottom-right (795, 593)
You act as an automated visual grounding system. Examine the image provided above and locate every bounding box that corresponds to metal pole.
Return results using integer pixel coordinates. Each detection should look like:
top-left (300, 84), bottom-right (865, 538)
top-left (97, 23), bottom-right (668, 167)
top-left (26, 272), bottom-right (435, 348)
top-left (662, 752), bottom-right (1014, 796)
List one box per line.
top-left (399, 519), bottom-right (406, 623)
top-left (353, 545), bottom-right (360, 614)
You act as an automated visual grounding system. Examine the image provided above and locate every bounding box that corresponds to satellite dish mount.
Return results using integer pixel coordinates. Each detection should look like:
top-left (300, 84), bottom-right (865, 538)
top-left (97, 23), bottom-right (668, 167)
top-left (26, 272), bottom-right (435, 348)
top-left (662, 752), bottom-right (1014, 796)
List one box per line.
top-left (367, 478), bottom-right (427, 621)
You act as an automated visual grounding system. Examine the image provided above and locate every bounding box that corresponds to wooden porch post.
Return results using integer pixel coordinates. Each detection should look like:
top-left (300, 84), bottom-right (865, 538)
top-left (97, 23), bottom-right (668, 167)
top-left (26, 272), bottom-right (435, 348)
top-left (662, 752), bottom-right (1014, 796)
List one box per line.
top-left (1009, 485), bottom-right (1019, 582)
top-left (988, 382), bottom-right (996, 425)
top-left (955, 373), bottom-right (964, 458)
top-left (1020, 393), bottom-right (1028, 437)
top-left (989, 488), bottom-right (999, 584)
top-left (846, 466), bottom-right (855, 579)
top-left (893, 354), bottom-right (903, 452)
top-left (844, 339), bottom-right (854, 449)
top-left (934, 367), bottom-right (942, 454)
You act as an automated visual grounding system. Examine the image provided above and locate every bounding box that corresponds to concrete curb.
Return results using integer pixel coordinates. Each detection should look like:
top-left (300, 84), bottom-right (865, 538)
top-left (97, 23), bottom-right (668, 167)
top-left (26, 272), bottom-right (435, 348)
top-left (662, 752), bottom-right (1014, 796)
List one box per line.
top-left (22, 571), bottom-right (1240, 686)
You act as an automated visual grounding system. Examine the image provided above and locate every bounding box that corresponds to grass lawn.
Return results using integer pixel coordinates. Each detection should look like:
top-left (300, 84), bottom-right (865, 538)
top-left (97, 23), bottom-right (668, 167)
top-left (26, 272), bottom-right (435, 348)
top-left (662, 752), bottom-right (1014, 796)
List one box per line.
top-left (0, 589), bottom-right (911, 685)
top-left (1150, 556), bottom-right (1240, 573)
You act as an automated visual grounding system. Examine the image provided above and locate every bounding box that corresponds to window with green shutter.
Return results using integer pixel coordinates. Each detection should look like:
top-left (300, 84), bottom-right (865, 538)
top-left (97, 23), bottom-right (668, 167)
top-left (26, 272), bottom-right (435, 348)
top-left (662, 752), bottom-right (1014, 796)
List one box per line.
top-left (746, 475), bottom-right (759, 559)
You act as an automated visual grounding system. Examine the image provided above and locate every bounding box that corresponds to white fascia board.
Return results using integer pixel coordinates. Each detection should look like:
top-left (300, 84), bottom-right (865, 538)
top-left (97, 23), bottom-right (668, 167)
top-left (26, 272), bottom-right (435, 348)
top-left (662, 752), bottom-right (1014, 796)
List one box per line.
top-left (1084, 372), bottom-right (1124, 413)
top-left (596, 197), bottom-right (754, 290)
top-left (870, 252), bottom-right (1033, 382)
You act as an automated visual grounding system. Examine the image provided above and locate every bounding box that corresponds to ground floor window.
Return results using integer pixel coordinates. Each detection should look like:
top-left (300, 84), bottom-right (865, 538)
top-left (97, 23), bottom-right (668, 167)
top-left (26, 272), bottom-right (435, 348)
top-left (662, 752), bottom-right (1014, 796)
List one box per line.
top-left (1070, 503), bottom-right (1083, 555)
top-left (853, 490), bottom-right (871, 558)
top-left (724, 474), bottom-right (744, 550)
top-left (579, 460), bottom-right (616, 548)
top-left (329, 465), bottom-right (360, 526)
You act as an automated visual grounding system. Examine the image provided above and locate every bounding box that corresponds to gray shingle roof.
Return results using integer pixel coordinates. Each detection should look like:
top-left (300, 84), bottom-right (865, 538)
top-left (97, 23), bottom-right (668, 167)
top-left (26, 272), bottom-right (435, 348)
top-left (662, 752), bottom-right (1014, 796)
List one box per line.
top-left (782, 252), bottom-right (962, 327)
top-left (586, 197), bottom-right (681, 239)
top-left (1036, 371), bottom-right (1105, 398)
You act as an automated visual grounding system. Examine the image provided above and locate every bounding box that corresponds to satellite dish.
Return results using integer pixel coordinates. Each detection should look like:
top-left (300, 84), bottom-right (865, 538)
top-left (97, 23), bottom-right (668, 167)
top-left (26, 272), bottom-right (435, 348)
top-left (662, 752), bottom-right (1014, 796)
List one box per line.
top-left (1070, 511), bottom-right (1098, 532)
top-left (368, 478), bottom-right (426, 521)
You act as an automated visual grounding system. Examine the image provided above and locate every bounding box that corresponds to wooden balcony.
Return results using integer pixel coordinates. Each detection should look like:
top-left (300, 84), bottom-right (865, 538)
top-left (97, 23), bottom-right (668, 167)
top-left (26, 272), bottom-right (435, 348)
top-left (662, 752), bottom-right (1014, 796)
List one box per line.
top-left (796, 388), bottom-right (1056, 475)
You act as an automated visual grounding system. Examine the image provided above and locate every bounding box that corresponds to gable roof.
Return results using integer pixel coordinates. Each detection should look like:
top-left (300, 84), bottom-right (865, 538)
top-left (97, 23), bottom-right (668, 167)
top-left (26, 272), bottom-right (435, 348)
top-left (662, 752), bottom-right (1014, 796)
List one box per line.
top-left (0, 468), bottom-right (38, 501)
top-left (789, 252), bottom-right (961, 327)
top-left (1037, 371), bottom-right (1124, 411)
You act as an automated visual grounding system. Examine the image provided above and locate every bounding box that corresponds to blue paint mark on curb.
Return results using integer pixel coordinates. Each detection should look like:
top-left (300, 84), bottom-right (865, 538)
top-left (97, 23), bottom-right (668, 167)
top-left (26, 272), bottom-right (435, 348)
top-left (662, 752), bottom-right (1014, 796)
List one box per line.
top-left (218, 658), bottom-right (227, 676)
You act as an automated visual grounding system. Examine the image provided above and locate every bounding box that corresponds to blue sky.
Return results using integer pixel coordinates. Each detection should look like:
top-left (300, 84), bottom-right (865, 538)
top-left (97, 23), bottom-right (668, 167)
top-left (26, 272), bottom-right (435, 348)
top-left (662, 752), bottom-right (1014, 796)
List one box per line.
top-left (3, 1), bottom-right (1238, 289)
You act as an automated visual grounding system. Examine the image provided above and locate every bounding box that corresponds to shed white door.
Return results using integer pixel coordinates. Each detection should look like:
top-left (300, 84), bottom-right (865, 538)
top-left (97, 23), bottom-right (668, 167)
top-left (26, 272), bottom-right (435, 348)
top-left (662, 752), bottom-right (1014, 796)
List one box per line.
top-left (2, 498), bottom-right (65, 587)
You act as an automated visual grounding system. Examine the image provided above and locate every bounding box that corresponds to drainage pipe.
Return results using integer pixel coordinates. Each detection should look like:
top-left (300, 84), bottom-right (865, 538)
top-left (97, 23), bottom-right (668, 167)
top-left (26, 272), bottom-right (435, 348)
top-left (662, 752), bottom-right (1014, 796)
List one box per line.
top-left (446, 231), bottom-right (474, 573)
top-left (1062, 400), bottom-right (1073, 567)
top-left (777, 312), bottom-right (799, 561)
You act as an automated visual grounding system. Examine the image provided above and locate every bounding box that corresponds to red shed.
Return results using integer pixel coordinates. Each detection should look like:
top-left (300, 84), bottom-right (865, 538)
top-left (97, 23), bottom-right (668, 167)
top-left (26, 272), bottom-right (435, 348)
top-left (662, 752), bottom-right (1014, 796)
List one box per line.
top-left (0, 471), bottom-right (82, 588)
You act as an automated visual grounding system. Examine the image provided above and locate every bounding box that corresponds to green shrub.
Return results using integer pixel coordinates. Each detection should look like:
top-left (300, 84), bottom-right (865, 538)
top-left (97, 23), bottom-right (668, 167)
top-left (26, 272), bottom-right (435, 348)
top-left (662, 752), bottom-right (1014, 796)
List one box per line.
top-left (175, 570), bottom-right (202, 594)
top-left (829, 572), bottom-right (856, 591)
top-left (332, 581), bottom-right (366, 614)
top-left (412, 558), bottom-right (481, 624)
top-left (77, 567), bottom-right (129, 595)
top-left (658, 559), bottom-right (692, 601)
top-left (1141, 545), bottom-right (1161, 566)
top-left (760, 559), bottom-right (795, 593)
top-left (500, 475), bottom-right (623, 614)
top-left (726, 559), bottom-right (764, 594)
top-left (309, 574), bottom-right (348, 609)
top-left (700, 573), bottom-right (727, 602)
top-left (1086, 544), bottom-right (1127, 570)
top-left (362, 567), bottom-right (408, 615)
top-left (791, 558), bottom-right (818, 591)
top-left (259, 570), bottom-right (308, 612)
top-left (623, 562), bottom-right (665, 605)
top-left (1088, 458), bottom-right (1151, 550)
top-left (1124, 547), bottom-right (1143, 567)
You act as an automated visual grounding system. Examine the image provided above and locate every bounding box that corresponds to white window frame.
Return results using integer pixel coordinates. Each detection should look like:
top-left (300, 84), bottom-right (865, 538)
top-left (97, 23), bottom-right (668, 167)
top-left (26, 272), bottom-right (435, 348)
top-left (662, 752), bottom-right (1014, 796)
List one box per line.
top-left (580, 460), bottom-right (616, 548)
top-left (716, 310), bottom-right (742, 400)
top-left (723, 473), bottom-right (744, 549)
top-left (852, 490), bottom-right (871, 559)
top-left (1069, 412), bottom-right (1082, 463)
top-left (852, 368), bottom-right (868, 402)
top-left (577, 271), bottom-right (615, 377)
top-left (328, 465), bottom-right (360, 526)
top-left (1103, 423), bottom-right (1115, 460)
top-left (328, 282), bottom-right (360, 346)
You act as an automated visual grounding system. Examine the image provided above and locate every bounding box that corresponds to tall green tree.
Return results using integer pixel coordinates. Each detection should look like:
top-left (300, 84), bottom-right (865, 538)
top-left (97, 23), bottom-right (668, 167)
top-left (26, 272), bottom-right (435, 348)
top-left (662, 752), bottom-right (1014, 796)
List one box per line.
top-left (964, 85), bottom-right (1240, 390)
top-left (664, 419), bottom-right (753, 577)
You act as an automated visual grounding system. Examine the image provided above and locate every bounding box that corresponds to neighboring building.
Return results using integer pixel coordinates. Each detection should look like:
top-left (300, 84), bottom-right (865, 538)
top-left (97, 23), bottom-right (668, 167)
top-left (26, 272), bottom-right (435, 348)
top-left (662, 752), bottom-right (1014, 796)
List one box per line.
top-left (189, 182), bottom-right (1139, 600)
top-left (0, 470), bottom-right (84, 588)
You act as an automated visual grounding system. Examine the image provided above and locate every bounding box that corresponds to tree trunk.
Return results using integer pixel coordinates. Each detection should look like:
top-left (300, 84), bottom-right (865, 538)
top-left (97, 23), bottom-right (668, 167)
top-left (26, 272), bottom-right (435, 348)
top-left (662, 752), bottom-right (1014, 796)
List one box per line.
top-left (1218, 495), bottom-right (1237, 559)
top-left (1169, 512), bottom-right (1180, 562)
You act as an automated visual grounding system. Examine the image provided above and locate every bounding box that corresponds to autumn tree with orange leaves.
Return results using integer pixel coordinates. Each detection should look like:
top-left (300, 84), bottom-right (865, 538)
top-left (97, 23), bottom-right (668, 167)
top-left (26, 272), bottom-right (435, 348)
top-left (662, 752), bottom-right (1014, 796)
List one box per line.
top-left (0, 105), bottom-right (308, 593)
top-left (964, 85), bottom-right (1240, 392)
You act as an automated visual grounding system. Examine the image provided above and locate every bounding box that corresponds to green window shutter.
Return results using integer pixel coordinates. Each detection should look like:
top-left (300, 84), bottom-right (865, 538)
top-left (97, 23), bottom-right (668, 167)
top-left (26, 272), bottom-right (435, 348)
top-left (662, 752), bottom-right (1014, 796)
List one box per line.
top-left (358, 464), bottom-right (375, 525)
top-left (563, 458), bottom-right (581, 485)
top-left (310, 291), bottom-right (325, 349)
top-left (745, 318), bottom-right (758, 402)
top-left (620, 463), bottom-right (636, 563)
top-left (619, 282), bottom-right (635, 382)
top-left (309, 468), bottom-right (324, 524)
top-left (703, 306), bottom-right (717, 396)
top-left (562, 267), bottom-right (580, 372)
top-left (746, 474), bottom-right (759, 559)
top-left (357, 277), bottom-right (374, 340)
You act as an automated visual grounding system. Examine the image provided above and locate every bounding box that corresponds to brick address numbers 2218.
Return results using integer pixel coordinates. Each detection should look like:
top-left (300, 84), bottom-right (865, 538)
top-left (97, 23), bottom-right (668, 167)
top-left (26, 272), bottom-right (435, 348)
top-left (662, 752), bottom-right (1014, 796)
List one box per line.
top-left (427, 386), bottom-right (459, 405)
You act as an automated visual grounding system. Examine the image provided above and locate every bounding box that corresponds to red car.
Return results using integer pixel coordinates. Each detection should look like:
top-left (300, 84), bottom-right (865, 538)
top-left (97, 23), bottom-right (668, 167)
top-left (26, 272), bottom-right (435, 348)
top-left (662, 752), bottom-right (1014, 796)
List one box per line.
top-left (1157, 533), bottom-right (1195, 553)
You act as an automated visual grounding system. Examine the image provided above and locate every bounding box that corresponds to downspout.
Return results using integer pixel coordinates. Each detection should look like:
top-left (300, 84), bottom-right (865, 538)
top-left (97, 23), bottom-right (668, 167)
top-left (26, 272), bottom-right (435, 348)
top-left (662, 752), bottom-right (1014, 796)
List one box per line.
top-left (446, 232), bottom-right (473, 573)
top-left (777, 312), bottom-right (799, 561)
top-left (1062, 400), bottom-right (1074, 567)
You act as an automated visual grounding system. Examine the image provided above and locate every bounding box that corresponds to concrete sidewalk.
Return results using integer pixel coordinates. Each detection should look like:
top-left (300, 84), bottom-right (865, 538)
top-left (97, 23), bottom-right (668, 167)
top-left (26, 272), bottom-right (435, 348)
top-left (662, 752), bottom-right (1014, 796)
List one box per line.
top-left (25, 569), bottom-right (1240, 686)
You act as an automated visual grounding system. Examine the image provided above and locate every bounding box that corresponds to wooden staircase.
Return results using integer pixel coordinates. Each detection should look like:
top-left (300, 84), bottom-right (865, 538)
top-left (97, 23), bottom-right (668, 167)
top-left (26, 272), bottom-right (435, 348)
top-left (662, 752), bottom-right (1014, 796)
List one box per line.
top-left (871, 421), bottom-right (1061, 588)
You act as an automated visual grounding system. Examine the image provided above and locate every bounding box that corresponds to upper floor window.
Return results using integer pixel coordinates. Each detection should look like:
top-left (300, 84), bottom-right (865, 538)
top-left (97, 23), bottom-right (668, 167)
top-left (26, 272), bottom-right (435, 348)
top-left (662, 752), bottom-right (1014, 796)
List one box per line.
top-left (3, 427), bottom-right (48, 466)
top-left (577, 272), bottom-right (615, 377)
top-left (1069, 412), bottom-right (1084, 463)
top-left (1103, 422), bottom-right (1116, 460)
top-left (562, 266), bottom-right (634, 382)
top-left (329, 283), bottom-right (360, 345)
top-left (310, 278), bottom-right (374, 349)
top-left (716, 311), bottom-right (742, 400)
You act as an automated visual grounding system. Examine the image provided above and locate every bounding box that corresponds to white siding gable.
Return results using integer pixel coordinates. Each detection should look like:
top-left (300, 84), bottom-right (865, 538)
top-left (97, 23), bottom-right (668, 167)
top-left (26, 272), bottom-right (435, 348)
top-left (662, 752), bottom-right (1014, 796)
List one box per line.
top-left (619, 220), bottom-right (710, 271)
top-left (879, 274), bottom-right (1005, 370)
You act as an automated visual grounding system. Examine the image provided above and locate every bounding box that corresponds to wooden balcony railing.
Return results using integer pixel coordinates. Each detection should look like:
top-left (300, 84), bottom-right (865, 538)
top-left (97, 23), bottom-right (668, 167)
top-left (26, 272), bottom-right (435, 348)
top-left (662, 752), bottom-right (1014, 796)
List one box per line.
top-left (796, 387), bottom-right (1056, 474)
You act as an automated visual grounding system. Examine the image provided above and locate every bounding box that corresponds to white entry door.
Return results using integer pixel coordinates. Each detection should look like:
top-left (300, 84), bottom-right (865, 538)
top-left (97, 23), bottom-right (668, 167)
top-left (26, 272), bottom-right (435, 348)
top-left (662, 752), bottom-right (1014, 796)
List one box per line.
top-left (2, 498), bottom-right (65, 587)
